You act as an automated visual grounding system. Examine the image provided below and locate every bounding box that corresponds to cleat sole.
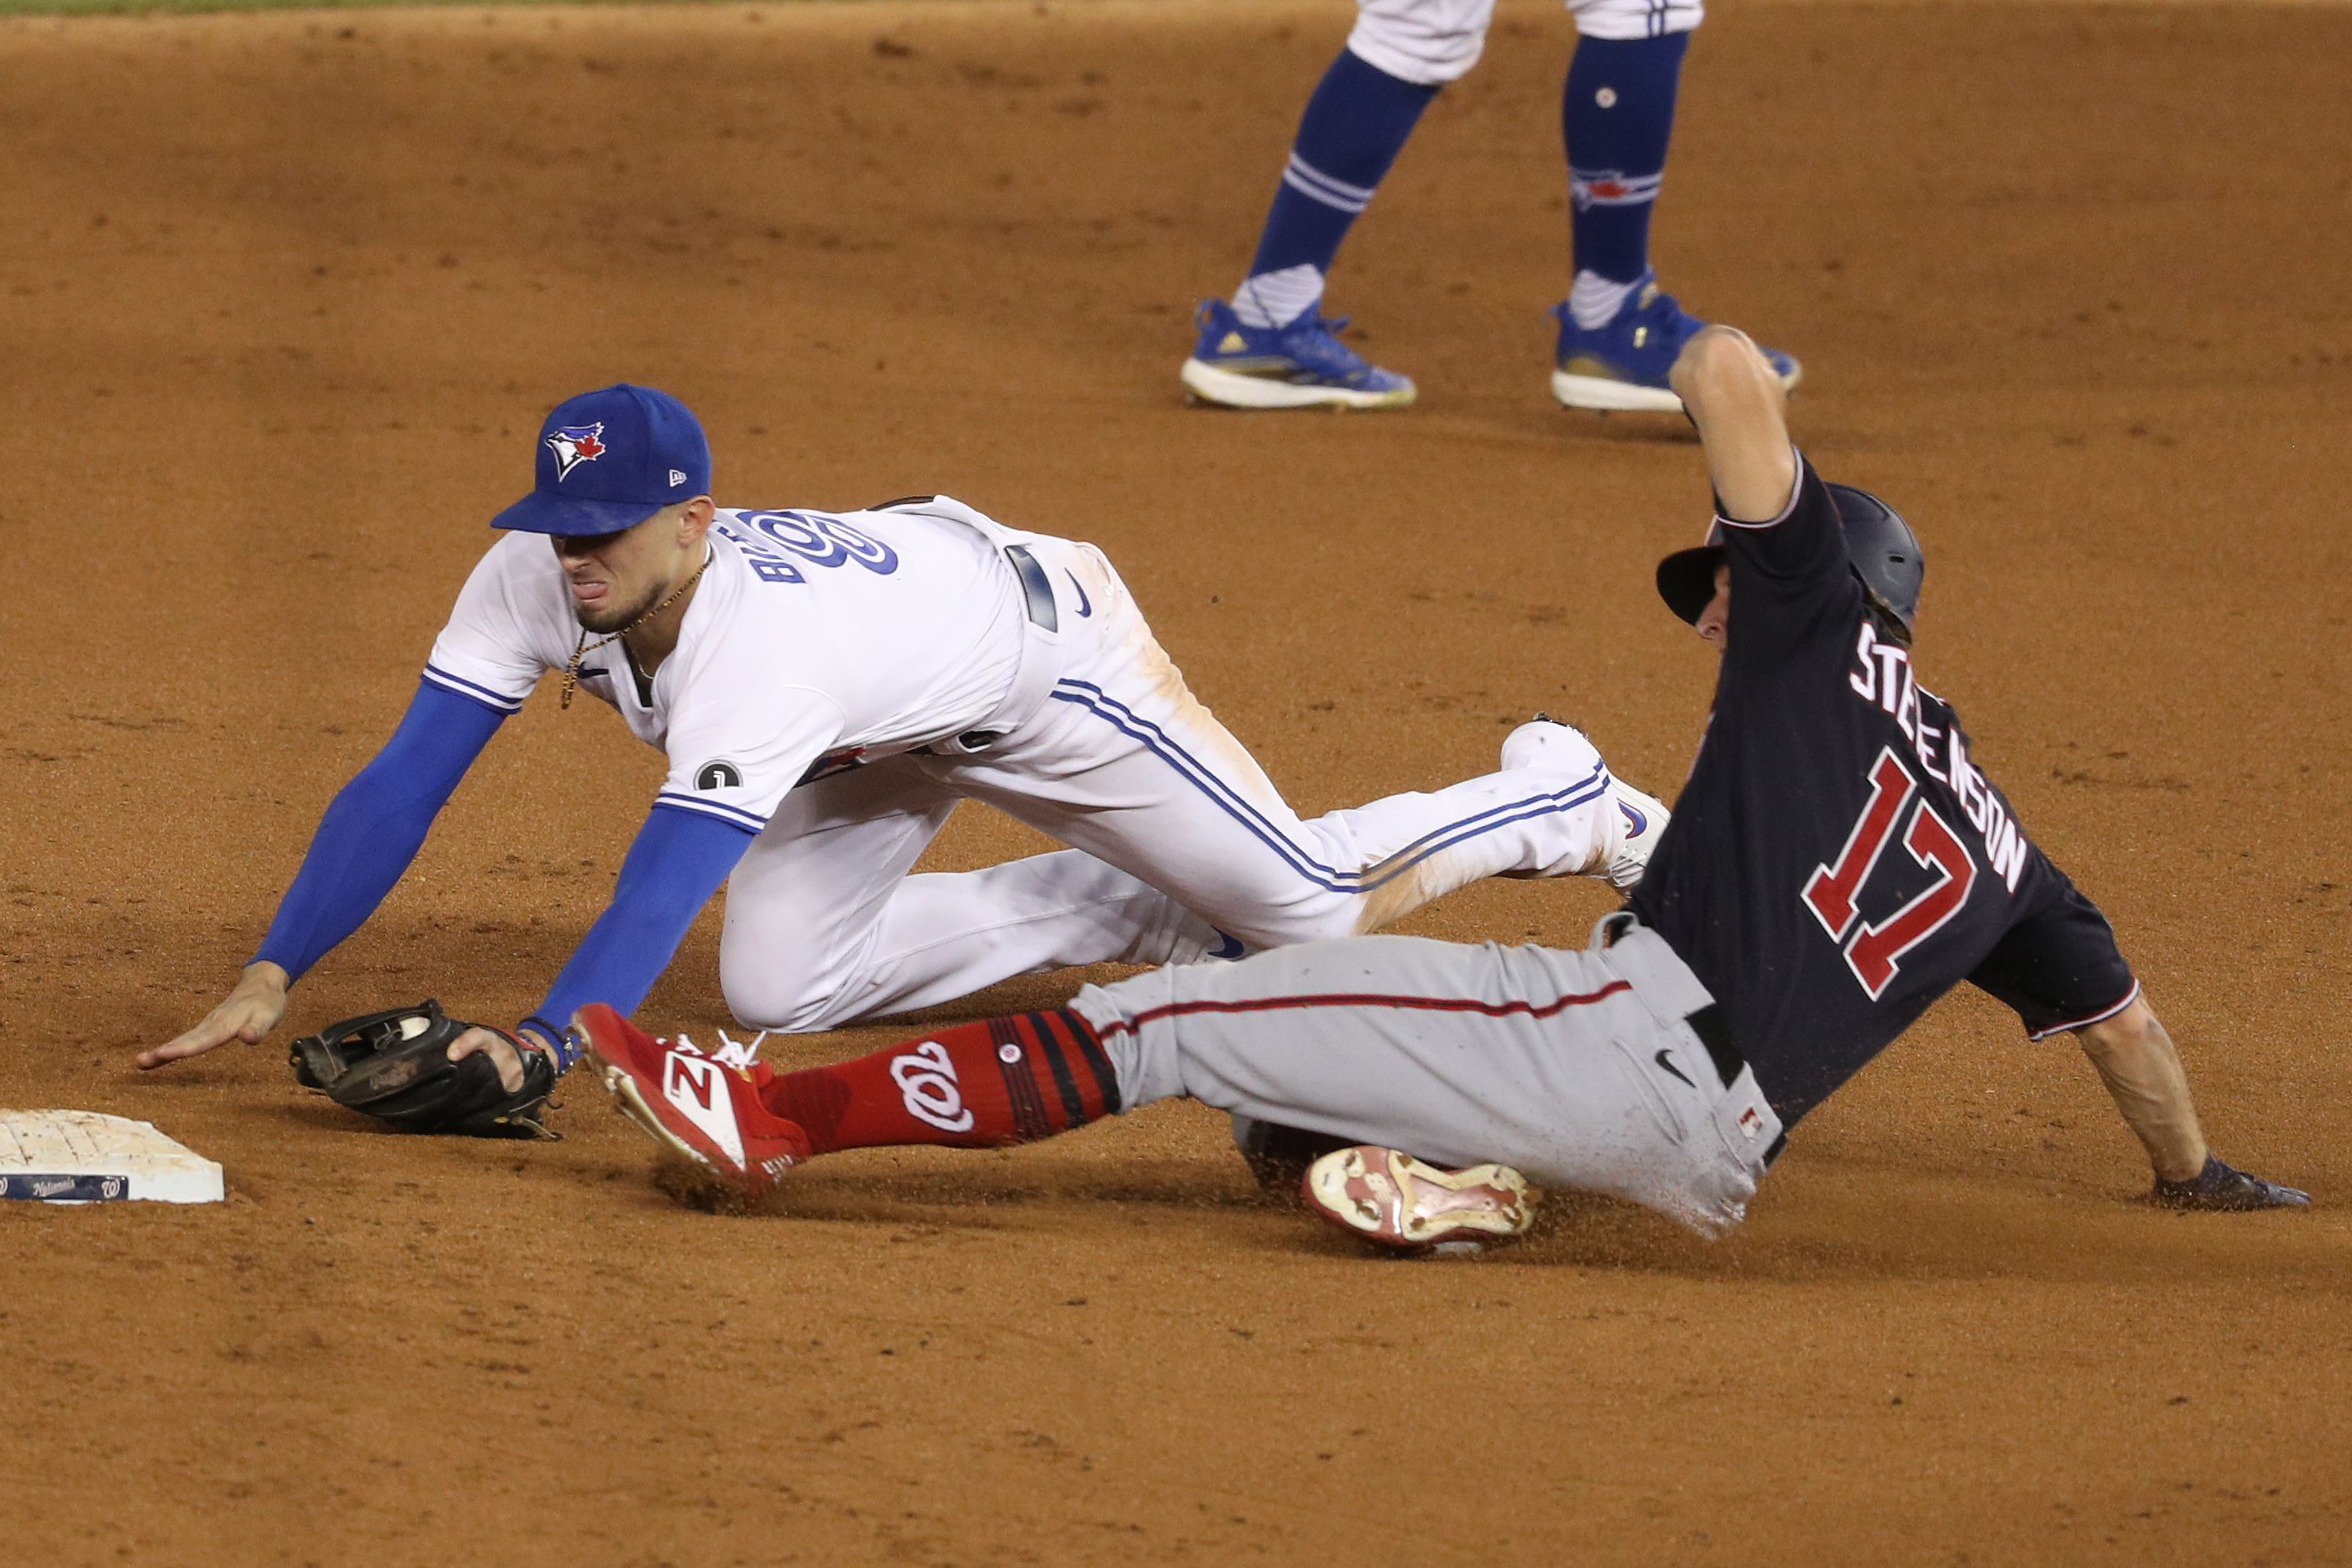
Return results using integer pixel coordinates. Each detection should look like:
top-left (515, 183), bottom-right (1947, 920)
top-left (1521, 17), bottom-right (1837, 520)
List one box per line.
top-left (1181, 357), bottom-right (1415, 411)
top-left (1304, 1146), bottom-right (1536, 1254)
top-left (1551, 358), bottom-right (1800, 415)
top-left (1549, 369), bottom-right (1688, 414)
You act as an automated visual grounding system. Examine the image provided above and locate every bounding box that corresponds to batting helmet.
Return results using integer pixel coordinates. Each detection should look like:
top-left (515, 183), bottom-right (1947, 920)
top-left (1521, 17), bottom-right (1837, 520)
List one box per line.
top-left (1826, 483), bottom-right (1924, 635)
top-left (1654, 482), bottom-right (1925, 637)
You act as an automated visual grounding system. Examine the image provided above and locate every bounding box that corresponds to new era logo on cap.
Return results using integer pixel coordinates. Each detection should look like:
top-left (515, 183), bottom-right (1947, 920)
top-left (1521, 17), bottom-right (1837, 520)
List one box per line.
top-left (491, 383), bottom-right (713, 537)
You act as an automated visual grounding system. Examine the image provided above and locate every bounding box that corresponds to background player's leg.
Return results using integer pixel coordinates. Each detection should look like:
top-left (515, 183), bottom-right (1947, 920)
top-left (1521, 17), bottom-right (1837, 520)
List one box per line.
top-left (1560, 28), bottom-right (1689, 331)
top-left (1548, 0), bottom-right (1801, 411)
top-left (1178, 0), bottom-right (1490, 410)
top-left (719, 764), bottom-right (1222, 1033)
top-left (1233, 52), bottom-right (1435, 332)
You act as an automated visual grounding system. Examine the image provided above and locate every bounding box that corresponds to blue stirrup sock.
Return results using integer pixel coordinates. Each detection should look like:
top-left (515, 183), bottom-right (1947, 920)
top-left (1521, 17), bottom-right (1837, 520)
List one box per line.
top-left (1562, 32), bottom-right (1690, 328)
top-left (1233, 48), bottom-right (1439, 329)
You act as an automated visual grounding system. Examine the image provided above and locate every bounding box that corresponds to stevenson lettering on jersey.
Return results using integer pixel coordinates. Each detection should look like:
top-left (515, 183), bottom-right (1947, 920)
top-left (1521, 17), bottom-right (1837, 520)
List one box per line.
top-left (1845, 619), bottom-right (2030, 894)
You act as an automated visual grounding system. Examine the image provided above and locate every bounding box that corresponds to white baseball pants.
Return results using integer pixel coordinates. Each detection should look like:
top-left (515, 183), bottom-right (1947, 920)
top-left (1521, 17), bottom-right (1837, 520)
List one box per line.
top-left (1072, 918), bottom-right (1782, 1237)
top-left (718, 535), bottom-right (1623, 1033)
top-left (1351, 0), bottom-right (1705, 89)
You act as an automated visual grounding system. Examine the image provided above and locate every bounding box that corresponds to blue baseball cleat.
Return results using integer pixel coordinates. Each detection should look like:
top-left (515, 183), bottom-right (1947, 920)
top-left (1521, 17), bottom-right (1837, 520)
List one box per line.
top-left (1549, 273), bottom-right (1801, 413)
top-left (1179, 298), bottom-right (1417, 410)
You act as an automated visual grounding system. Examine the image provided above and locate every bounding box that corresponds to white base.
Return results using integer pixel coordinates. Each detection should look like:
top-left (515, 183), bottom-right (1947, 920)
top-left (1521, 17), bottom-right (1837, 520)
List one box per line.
top-left (0, 1109), bottom-right (225, 1204)
top-left (1179, 357), bottom-right (1415, 411)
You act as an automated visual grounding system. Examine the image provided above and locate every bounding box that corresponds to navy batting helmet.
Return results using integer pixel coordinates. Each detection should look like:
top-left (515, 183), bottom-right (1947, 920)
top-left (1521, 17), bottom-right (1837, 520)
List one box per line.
top-left (1654, 483), bottom-right (1925, 637)
top-left (1825, 483), bottom-right (1924, 635)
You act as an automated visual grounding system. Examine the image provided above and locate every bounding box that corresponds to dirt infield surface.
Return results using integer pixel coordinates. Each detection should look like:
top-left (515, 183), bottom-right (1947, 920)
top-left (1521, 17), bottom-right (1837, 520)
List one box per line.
top-left (3, 0), bottom-right (2349, 1562)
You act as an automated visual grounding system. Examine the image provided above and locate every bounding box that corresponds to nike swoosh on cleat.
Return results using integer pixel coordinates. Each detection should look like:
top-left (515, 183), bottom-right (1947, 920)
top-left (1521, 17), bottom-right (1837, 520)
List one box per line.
top-left (1654, 1048), bottom-right (1695, 1088)
top-left (1619, 800), bottom-right (1648, 836)
top-left (1066, 570), bottom-right (1093, 618)
top-left (1207, 931), bottom-right (1246, 960)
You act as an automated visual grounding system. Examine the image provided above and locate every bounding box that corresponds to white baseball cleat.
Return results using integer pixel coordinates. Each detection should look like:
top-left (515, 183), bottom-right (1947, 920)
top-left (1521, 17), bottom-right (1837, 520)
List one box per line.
top-left (1498, 713), bottom-right (1599, 775)
top-left (1600, 776), bottom-right (1670, 893)
top-left (1303, 1145), bottom-right (1537, 1255)
top-left (1499, 714), bottom-right (1671, 891)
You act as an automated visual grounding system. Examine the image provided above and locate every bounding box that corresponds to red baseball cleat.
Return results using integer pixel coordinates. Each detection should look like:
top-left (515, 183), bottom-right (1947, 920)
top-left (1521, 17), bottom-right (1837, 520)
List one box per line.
top-left (1303, 1145), bottom-right (1537, 1255)
top-left (573, 1003), bottom-right (811, 1200)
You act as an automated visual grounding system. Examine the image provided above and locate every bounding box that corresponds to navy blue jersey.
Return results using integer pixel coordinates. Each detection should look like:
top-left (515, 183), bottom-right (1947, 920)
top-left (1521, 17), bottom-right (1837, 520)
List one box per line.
top-left (1629, 454), bottom-right (2136, 1124)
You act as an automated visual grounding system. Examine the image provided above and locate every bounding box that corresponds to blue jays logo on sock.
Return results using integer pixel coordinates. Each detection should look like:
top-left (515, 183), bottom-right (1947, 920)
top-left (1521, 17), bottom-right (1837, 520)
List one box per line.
top-left (546, 423), bottom-right (608, 480)
top-left (1569, 168), bottom-right (1663, 211)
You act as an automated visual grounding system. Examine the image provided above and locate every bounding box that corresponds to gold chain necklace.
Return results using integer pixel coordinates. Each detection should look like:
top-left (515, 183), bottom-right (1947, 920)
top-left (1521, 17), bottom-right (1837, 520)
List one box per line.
top-left (560, 551), bottom-right (712, 709)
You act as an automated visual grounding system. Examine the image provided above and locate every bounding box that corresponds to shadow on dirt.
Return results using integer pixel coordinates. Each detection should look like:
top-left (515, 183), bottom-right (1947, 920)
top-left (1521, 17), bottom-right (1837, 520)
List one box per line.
top-left (604, 1145), bottom-right (2339, 1287)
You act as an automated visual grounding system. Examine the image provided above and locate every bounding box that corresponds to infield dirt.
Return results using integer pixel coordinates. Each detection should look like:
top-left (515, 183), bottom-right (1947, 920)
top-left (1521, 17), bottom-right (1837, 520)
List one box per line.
top-left (3, 1), bottom-right (2349, 1563)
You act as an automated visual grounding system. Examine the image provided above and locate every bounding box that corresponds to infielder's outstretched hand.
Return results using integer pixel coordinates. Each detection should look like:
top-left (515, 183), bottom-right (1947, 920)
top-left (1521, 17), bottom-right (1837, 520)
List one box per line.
top-left (140, 961), bottom-right (291, 1070)
top-left (447, 1025), bottom-right (558, 1096)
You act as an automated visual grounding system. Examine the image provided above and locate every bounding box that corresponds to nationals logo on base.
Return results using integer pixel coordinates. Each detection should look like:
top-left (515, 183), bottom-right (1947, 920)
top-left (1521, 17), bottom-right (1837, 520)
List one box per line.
top-left (546, 423), bottom-right (608, 480)
top-left (891, 1041), bottom-right (974, 1133)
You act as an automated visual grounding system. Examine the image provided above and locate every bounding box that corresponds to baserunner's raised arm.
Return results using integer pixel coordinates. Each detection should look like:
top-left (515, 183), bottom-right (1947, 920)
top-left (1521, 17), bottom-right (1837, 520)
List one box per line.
top-left (1668, 325), bottom-right (1798, 522)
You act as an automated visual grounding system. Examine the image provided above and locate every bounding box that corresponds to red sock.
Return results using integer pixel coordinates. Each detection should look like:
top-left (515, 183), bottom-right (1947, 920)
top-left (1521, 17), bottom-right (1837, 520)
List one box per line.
top-left (754, 1009), bottom-right (1121, 1154)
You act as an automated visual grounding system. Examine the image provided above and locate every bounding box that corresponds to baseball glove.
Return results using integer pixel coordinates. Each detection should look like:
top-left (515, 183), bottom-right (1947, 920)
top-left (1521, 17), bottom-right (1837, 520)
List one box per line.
top-left (289, 999), bottom-right (556, 1139)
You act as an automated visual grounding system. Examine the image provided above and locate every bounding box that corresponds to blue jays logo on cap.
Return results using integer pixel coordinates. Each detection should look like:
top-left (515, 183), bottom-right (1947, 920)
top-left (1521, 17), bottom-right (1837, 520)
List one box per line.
top-left (545, 423), bottom-right (608, 481)
top-left (492, 383), bottom-right (713, 537)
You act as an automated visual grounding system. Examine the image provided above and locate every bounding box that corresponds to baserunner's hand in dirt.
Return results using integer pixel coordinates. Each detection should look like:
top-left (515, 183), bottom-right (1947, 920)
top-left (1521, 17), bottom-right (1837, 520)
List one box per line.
top-left (140, 961), bottom-right (291, 1069)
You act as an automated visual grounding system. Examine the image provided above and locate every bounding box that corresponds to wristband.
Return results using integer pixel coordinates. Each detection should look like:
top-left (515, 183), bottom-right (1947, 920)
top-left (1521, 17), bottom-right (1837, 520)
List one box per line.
top-left (518, 1014), bottom-right (580, 1073)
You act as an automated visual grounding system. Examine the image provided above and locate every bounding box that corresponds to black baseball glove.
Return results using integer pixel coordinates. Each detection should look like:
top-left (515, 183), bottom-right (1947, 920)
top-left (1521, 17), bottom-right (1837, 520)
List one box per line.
top-left (2151, 1154), bottom-right (2309, 1211)
top-left (289, 999), bottom-right (556, 1139)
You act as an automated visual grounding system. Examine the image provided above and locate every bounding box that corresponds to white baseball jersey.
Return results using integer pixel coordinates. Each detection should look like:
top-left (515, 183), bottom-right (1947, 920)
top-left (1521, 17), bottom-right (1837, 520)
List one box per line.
top-left (423, 505), bottom-right (1029, 836)
top-left (419, 494), bottom-right (1637, 1041)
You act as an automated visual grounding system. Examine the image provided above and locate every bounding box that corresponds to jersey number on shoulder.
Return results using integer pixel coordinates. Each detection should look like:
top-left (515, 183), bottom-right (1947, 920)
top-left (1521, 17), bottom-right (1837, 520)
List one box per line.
top-left (728, 511), bottom-right (900, 584)
top-left (1802, 746), bottom-right (1978, 1000)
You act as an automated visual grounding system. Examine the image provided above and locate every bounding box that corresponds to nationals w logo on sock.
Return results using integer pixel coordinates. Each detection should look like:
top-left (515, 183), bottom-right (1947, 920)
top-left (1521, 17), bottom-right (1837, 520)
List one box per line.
top-left (890, 1041), bottom-right (975, 1133)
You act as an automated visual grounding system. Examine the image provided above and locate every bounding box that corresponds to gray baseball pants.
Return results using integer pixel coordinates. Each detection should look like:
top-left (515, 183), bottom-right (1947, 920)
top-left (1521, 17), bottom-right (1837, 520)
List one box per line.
top-left (1069, 916), bottom-right (1783, 1237)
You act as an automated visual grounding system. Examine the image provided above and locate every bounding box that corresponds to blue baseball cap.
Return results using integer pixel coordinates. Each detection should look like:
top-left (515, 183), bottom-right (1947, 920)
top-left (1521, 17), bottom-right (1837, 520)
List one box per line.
top-left (492, 383), bottom-right (713, 536)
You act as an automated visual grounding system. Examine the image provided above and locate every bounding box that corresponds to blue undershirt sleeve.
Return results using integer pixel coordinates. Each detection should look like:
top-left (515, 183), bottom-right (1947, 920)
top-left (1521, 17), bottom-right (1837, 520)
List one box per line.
top-left (529, 803), bottom-right (755, 1068)
top-left (253, 679), bottom-right (507, 983)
